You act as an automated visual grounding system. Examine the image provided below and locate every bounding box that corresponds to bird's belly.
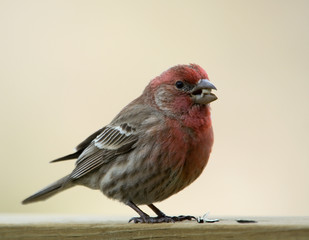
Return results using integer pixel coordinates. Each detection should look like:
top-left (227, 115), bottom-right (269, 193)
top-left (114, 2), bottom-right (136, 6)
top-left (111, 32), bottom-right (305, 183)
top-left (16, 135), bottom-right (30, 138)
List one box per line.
top-left (98, 160), bottom-right (205, 205)
top-left (100, 168), bottom-right (183, 205)
top-left (98, 153), bottom-right (188, 205)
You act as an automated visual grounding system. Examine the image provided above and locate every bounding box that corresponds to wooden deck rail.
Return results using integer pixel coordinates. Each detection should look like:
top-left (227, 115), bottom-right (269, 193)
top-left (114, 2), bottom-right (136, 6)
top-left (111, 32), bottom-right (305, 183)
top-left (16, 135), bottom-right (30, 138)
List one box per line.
top-left (1, 215), bottom-right (309, 239)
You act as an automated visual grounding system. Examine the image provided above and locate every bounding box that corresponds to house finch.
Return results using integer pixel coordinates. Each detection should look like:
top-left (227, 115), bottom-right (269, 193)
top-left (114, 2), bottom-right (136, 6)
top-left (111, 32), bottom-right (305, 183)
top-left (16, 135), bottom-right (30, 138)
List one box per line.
top-left (22, 64), bottom-right (217, 223)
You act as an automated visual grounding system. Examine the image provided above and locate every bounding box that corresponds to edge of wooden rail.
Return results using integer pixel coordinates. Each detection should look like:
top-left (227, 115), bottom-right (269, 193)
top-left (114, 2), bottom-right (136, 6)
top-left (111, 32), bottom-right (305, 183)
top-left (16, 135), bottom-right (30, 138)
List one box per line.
top-left (1, 215), bottom-right (309, 240)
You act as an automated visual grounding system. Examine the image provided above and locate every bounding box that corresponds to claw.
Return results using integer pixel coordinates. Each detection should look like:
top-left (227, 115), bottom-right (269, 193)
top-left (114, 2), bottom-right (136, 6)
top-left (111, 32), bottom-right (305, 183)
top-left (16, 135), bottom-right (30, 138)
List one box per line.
top-left (129, 217), bottom-right (143, 223)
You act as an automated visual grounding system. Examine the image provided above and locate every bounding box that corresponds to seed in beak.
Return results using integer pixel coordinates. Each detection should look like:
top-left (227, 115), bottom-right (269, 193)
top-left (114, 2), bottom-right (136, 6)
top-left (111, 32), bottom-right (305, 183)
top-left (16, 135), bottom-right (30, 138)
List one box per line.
top-left (202, 89), bottom-right (212, 95)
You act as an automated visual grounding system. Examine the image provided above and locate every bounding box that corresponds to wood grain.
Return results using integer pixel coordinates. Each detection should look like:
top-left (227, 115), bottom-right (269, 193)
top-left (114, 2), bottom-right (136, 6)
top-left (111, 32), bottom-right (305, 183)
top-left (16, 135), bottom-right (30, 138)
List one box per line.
top-left (1, 215), bottom-right (308, 240)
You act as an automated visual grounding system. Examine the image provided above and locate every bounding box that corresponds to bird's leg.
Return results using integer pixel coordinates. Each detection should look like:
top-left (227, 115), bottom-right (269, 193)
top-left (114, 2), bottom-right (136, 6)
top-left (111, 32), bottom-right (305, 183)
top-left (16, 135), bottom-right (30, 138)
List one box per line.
top-left (147, 204), bottom-right (196, 222)
top-left (147, 203), bottom-right (166, 217)
top-left (127, 201), bottom-right (174, 223)
top-left (127, 201), bottom-right (150, 223)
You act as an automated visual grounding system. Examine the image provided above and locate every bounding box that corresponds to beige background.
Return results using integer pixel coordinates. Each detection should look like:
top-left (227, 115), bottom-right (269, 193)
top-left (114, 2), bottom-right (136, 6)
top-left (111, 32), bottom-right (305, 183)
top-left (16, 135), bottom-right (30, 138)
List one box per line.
top-left (1, 0), bottom-right (309, 218)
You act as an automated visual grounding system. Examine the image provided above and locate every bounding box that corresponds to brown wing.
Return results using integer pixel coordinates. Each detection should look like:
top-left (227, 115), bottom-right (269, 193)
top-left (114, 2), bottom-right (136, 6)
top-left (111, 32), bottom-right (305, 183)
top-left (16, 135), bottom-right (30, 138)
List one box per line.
top-left (69, 123), bottom-right (138, 180)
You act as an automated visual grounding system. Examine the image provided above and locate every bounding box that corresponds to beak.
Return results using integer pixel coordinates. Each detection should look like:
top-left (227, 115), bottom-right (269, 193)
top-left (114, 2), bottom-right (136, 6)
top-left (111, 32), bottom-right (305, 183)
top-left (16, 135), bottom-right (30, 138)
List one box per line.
top-left (191, 79), bottom-right (217, 105)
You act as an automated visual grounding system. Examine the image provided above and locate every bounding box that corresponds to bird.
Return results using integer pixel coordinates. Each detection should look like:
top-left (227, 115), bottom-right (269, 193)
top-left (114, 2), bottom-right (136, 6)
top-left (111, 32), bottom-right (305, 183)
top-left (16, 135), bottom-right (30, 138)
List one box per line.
top-left (22, 64), bottom-right (218, 223)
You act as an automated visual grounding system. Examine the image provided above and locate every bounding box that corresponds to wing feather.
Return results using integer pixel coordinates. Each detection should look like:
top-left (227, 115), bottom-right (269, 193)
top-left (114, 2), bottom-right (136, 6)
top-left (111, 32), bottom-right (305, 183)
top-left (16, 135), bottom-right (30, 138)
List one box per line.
top-left (69, 124), bottom-right (138, 180)
top-left (75, 128), bottom-right (104, 151)
top-left (70, 151), bottom-right (103, 179)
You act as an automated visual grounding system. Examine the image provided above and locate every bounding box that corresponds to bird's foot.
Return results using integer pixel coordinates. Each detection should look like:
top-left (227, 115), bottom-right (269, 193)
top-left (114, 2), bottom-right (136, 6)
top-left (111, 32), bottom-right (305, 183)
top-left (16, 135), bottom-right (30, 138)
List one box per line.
top-left (129, 215), bottom-right (196, 223)
top-left (171, 215), bottom-right (196, 222)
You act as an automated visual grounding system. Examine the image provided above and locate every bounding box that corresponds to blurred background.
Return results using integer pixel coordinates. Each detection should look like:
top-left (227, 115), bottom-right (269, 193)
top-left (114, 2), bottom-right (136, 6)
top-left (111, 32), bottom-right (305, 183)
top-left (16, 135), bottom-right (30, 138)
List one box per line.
top-left (1, 0), bottom-right (309, 218)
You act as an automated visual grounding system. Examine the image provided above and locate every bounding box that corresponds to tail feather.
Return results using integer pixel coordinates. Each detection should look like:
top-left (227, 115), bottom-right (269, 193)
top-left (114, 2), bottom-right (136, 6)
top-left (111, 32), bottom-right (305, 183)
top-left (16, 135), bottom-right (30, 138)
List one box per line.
top-left (50, 150), bottom-right (82, 163)
top-left (22, 175), bottom-right (72, 204)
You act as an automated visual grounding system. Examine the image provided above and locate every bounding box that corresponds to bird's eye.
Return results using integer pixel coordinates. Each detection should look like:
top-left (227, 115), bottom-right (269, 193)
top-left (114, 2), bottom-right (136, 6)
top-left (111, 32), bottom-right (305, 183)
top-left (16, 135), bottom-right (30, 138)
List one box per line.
top-left (175, 81), bottom-right (184, 89)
